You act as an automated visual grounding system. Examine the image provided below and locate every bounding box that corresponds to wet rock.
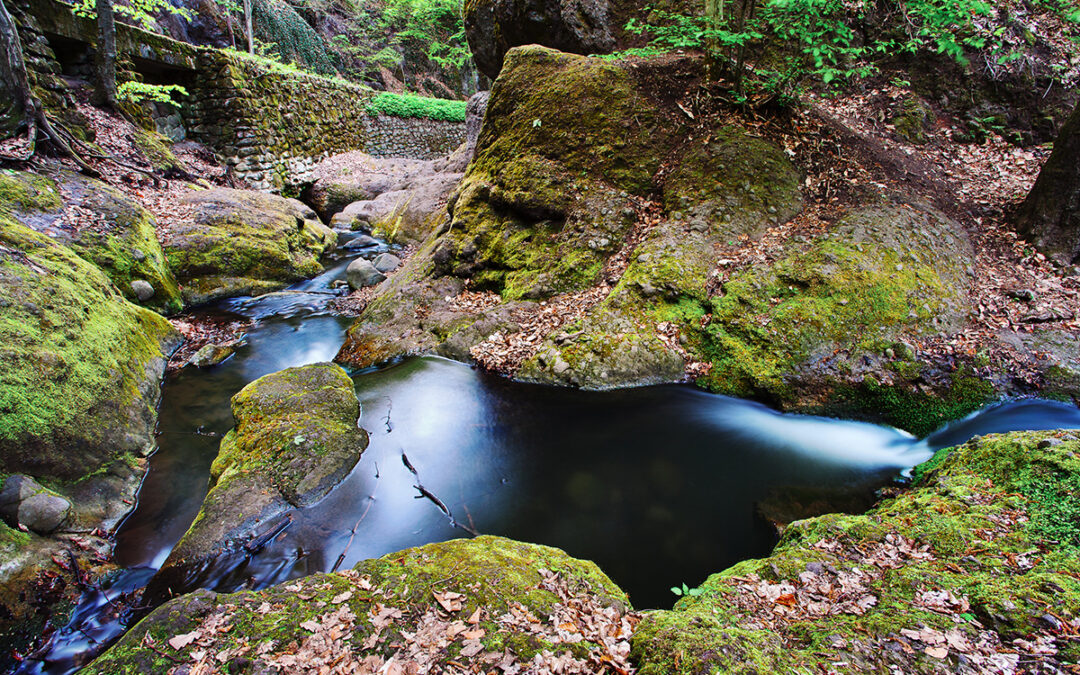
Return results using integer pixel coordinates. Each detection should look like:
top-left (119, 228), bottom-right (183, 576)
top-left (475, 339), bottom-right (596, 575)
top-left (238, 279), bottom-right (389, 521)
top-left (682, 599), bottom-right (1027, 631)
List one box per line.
top-left (347, 258), bottom-right (387, 289)
top-left (148, 363), bottom-right (367, 599)
top-left (0, 476), bottom-right (71, 534)
top-left (187, 342), bottom-right (237, 368)
top-left (164, 188), bottom-right (336, 306)
top-left (130, 279), bottom-right (155, 301)
top-left (342, 234), bottom-right (379, 249)
top-left (372, 253), bottom-right (402, 274)
top-left (464, 0), bottom-right (617, 78)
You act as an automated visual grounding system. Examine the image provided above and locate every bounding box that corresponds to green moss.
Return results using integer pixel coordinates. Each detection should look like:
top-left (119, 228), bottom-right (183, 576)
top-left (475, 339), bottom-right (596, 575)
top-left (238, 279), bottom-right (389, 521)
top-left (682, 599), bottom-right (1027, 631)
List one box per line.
top-left (89, 536), bottom-right (629, 674)
top-left (131, 128), bottom-right (182, 173)
top-left (366, 91), bottom-right (467, 122)
top-left (0, 215), bottom-right (175, 480)
top-left (0, 170), bottom-right (62, 213)
top-left (634, 431), bottom-right (1080, 674)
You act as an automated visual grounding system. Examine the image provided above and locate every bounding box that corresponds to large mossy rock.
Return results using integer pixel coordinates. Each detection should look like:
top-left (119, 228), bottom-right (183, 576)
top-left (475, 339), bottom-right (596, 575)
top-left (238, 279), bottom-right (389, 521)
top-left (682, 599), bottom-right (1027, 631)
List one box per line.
top-left (90, 536), bottom-right (632, 674)
top-left (0, 168), bottom-right (183, 313)
top-left (164, 188), bottom-right (336, 306)
top-left (150, 363), bottom-right (366, 596)
top-left (632, 429), bottom-right (1080, 673)
top-left (464, 0), bottom-right (617, 79)
top-left (432, 46), bottom-right (686, 301)
top-left (334, 170), bottom-right (463, 245)
top-left (0, 214), bottom-right (179, 486)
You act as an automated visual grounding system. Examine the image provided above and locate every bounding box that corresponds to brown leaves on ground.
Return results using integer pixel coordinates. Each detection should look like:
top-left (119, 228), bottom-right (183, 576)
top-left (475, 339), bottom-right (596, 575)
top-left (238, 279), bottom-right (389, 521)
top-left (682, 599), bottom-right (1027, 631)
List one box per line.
top-left (155, 568), bottom-right (639, 674)
top-left (166, 314), bottom-right (251, 372)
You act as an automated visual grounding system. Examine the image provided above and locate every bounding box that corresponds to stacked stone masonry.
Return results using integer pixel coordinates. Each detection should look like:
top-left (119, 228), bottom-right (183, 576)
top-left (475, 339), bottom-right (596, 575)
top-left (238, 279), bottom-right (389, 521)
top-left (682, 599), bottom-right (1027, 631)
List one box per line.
top-left (363, 115), bottom-right (466, 160)
top-left (16, 0), bottom-right (467, 193)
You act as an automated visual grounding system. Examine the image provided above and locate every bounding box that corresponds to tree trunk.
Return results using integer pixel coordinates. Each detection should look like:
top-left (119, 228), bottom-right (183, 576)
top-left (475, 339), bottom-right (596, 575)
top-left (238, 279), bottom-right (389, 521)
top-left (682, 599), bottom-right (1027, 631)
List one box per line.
top-left (243, 0), bottom-right (253, 53)
top-left (94, 0), bottom-right (117, 106)
top-left (0, 0), bottom-right (37, 140)
top-left (1014, 103), bottom-right (1080, 266)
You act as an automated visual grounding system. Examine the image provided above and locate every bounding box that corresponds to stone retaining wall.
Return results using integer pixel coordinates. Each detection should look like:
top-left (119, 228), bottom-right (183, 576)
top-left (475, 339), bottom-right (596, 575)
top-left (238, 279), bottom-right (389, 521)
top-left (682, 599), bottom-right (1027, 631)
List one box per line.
top-left (184, 51), bottom-right (374, 191)
top-left (363, 115), bottom-right (466, 160)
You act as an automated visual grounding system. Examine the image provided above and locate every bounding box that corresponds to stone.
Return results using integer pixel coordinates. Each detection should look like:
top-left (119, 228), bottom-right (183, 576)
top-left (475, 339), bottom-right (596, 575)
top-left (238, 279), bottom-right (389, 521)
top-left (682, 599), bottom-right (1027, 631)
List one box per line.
top-left (464, 0), bottom-right (617, 79)
top-left (164, 188), bottom-right (337, 306)
top-left (372, 253), bottom-right (402, 274)
top-left (342, 234), bottom-right (379, 249)
top-left (146, 363), bottom-right (368, 600)
top-left (130, 279), bottom-right (155, 301)
top-left (347, 258), bottom-right (387, 289)
top-left (187, 342), bottom-right (236, 368)
top-left (0, 475), bottom-right (71, 534)
top-left (92, 536), bottom-right (628, 674)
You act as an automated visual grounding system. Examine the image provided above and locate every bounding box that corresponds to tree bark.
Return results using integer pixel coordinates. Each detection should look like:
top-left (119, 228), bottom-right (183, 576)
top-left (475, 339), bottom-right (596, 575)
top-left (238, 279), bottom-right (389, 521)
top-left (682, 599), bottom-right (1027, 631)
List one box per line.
top-left (243, 0), bottom-right (253, 53)
top-left (94, 0), bottom-right (117, 106)
top-left (0, 0), bottom-right (38, 143)
top-left (1014, 102), bottom-right (1080, 266)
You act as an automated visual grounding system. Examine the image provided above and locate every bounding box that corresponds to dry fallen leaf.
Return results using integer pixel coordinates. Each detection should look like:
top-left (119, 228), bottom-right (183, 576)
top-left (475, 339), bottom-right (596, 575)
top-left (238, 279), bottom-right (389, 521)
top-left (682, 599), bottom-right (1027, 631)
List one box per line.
top-left (168, 631), bottom-right (199, 650)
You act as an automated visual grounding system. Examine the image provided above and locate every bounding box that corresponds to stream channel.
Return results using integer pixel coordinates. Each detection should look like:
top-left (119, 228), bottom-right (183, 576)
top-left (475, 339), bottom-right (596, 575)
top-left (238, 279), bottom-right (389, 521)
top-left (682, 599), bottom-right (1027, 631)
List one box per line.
top-left (22, 230), bottom-right (1080, 674)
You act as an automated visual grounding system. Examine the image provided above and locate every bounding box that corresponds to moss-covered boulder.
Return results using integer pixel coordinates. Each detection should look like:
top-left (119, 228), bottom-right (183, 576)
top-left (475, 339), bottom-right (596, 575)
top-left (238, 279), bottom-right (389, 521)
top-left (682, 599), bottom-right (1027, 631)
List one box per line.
top-left (150, 363), bottom-right (366, 596)
top-left (0, 214), bottom-right (178, 486)
top-left (632, 429), bottom-right (1080, 673)
top-left (90, 536), bottom-right (634, 674)
top-left (0, 168), bottom-right (183, 313)
top-left (431, 46), bottom-right (686, 300)
top-left (164, 188), bottom-right (336, 306)
top-left (336, 170), bottom-right (463, 245)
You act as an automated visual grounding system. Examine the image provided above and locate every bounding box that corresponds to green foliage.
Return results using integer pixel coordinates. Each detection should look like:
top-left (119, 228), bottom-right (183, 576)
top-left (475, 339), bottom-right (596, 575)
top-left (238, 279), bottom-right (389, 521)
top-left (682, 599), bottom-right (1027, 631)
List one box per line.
top-left (72, 0), bottom-right (190, 31)
top-left (617, 0), bottom-right (1080, 103)
top-left (1013, 466), bottom-right (1080, 550)
top-left (251, 0), bottom-right (338, 74)
top-left (116, 81), bottom-right (188, 106)
top-left (366, 91), bottom-right (466, 121)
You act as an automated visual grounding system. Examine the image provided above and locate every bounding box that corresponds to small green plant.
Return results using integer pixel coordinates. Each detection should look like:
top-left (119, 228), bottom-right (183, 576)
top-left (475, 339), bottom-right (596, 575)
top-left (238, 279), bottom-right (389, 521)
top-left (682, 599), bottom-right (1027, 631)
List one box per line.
top-left (116, 81), bottom-right (188, 106)
top-left (670, 583), bottom-right (704, 597)
top-left (366, 91), bottom-right (466, 122)
top-left (73, 0), bottom-right (191, 31)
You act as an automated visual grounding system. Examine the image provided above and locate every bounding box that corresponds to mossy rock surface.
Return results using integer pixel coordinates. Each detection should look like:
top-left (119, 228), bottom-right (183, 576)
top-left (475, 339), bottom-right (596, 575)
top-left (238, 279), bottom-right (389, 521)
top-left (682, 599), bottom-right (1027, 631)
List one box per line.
top-left (632, 430), bottom-right (1080, 673)
top-left (165, 188), bottom-right (336, 306)
top-left (433, 46), bottom-right (686, 300)
top-left (150, 363), bottom-right (366, 595)
top-left (90, 536), bottom-right (630, 674)
top-left (0, 168), bottom-right (182, 313)
top-left (0, 213), bottom-right (178, 484)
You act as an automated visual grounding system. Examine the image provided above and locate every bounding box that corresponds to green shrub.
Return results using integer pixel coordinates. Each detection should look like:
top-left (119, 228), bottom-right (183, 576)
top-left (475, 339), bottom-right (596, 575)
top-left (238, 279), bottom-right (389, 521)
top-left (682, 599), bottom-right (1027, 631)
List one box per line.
top-left (366, 91), bottom-right (467, 122)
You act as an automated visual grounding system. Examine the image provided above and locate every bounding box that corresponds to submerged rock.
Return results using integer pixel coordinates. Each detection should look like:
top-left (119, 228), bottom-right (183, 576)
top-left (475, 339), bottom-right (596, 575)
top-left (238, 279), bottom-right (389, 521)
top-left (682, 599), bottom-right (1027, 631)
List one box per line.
top-left (632, 430), bottom-right (1080, 673)
top-left (91, 536), bottom-right (631, 674)
top-left (164, 188), bottom-right (337, 306)
top-left (0, 168), bottom-right (183, 313)
top-left (149, 363), bottom-right (367, 598)
top-left (187, 342), bottom-right (237, 368)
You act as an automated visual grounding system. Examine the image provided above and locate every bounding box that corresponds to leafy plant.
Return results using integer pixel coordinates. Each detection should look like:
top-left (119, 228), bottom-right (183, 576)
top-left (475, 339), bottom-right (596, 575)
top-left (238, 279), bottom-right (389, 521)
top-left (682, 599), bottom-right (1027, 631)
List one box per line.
top-left (72, 0), bottom-right (191, 31)
top-left (116, 81), bottom-right (188, 105)
top-left (670, 583), bottom-right (704, 597)
top-left (366, 91), bottom-right (466, 122)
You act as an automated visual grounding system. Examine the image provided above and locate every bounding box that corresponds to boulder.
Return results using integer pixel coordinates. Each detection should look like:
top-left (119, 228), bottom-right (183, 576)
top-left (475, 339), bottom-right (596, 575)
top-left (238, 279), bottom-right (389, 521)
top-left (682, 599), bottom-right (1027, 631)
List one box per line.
top-left (91, 536), bottom-right (631, 674)
top-left (331, 172), bottom-right (463, 245)
top-left (431, 46), bottom-right (686, 300)
top-left (130, 279), bottom-right (155, 301)
top-left (0, 475), bottom-right (71, 534)
top-left (164, 188), bottom-right (337, 306)
top-left (342, 234), bottom-right (379, 249)
top-left (463, 0), bottom-right (617, 79)
top-left (632, 430), bottom-right (1080, 673)
top-left (347, 258), bottom-right (387, 289)
top-left (372, 253), bottom-right (402, 274)
top-left (0, 169), bottom-right (183, 313)
top-left (148, 363), bottom-right (367, 597)
top-left (308, 153), bottom-right (436, 221)
top-left (0, 214), bottom-right (179, 486)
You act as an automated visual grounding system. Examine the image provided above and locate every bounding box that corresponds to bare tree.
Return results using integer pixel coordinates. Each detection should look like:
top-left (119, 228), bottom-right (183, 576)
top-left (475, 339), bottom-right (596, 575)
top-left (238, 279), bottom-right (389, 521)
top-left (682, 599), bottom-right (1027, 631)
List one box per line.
top-left (0, 0), bottom-right (95, 172)
top-left (94, 0), bottom-right (117, 106)
top-left (243, 0), bottom-right (253, 53)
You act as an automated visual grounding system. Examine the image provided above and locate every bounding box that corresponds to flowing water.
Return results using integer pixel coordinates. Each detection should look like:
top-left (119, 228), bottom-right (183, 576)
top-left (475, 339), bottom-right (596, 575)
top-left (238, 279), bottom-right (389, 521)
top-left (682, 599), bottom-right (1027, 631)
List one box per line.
top-left (17, 232), bottom-right (1080, 674)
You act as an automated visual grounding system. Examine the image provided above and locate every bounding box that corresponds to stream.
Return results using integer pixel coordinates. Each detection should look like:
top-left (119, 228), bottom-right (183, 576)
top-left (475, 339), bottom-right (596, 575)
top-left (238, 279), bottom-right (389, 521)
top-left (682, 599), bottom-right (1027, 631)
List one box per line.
top-left (19, 231), bottom-right (1080, 674)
